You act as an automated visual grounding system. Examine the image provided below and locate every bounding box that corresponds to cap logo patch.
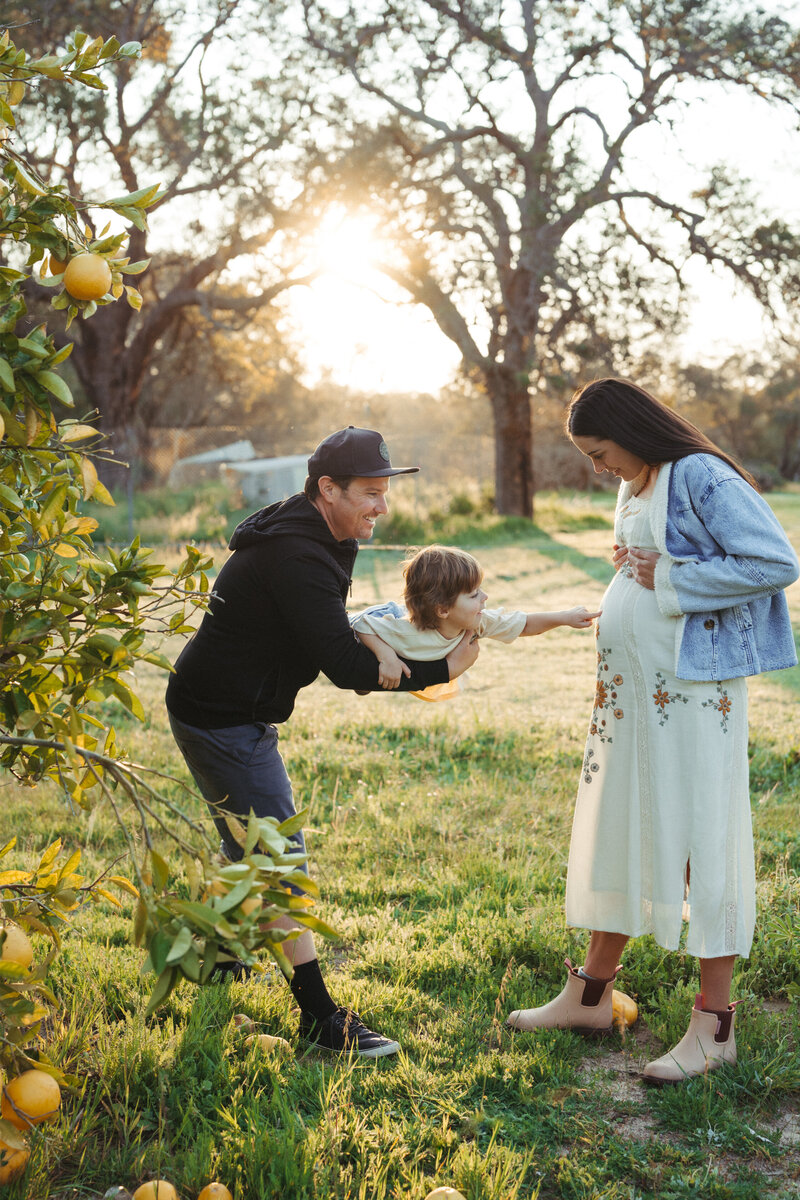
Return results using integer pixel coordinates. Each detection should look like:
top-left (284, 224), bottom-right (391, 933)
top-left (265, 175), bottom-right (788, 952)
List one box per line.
top-left (378, 440), bottom-right (390, 461)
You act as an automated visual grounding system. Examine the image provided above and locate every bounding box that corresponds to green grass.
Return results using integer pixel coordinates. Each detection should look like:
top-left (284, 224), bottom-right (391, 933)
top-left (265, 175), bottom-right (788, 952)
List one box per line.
top-left (3, 492), bottom-right (799, 1199)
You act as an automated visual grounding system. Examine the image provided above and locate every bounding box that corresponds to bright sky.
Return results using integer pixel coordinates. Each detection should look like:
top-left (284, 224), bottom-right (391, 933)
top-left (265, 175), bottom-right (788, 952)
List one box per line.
top-left (287, 219), bottom-right (462, 393)
top-left (286, 79), bottom-right (799, 393)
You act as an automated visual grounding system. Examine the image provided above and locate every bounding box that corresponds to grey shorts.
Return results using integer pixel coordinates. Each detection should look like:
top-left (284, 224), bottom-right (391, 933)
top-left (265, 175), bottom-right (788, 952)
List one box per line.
top-left (168, 713), bottom-right (307, 889)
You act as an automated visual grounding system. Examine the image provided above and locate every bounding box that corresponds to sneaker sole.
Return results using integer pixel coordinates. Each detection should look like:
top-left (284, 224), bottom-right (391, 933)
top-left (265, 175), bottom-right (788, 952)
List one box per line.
top-left (358, 1039), bottom-right (401, 1059)
top-left (300, 1037), bottom-right (401, 1058)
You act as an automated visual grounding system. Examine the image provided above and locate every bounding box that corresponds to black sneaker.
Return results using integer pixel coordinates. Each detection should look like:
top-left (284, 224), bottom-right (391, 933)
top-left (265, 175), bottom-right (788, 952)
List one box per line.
top-left (299, 1006), bottom-right (401, 1058)
top-left (210, 957), bottom-right (252, 982)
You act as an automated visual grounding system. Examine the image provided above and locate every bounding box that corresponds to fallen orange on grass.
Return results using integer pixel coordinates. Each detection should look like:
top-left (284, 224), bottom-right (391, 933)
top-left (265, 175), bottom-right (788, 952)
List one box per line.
top-left (63, 252), bottom-right (112, 301)
top-left (612, 989), bottom-right (638, 1029)
top-left (132, 1182), bottom-right (179, 1200)
top-left (197, 1184), bottom-right (233, 1200)
top-left (244, 1032), bottom-right (292, 1055)
top-left (0, 1136), bottom-right (29, 1185)
top-left (1, 1069), bottom-right (61, 1130)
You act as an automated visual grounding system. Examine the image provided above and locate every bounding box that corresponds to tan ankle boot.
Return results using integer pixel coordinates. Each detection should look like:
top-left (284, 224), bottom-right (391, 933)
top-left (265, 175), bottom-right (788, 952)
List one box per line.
top-left (506, 958), bottom-right (617, 1034)
top-left (643, 994), bottom-right (737, 1085)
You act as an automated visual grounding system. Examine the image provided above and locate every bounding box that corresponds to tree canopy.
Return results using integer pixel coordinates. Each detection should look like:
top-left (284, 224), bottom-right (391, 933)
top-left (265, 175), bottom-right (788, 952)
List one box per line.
top-left (10, 0), bottom-right (324, 477)
top-left (302, 0), bottom-right (800, 513)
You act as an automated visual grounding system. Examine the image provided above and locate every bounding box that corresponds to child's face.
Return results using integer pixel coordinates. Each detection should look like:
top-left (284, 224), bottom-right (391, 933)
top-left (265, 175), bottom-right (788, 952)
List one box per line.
top-left (441, 584), bottom-right (488, 633)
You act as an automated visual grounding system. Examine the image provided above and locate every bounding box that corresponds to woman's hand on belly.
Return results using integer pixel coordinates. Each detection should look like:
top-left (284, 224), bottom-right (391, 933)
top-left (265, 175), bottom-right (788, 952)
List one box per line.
top-left (612, 543), bottom-right (629, 572)
top-left (627, 546), bottom-right (660, 590)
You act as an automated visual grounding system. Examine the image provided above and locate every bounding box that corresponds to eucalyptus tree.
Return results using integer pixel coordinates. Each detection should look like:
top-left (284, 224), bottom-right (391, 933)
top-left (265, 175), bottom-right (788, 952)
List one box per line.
top-left (10, 0), bottom-right (323, 477)
top-left (302, 0), bottom-right (800, 514)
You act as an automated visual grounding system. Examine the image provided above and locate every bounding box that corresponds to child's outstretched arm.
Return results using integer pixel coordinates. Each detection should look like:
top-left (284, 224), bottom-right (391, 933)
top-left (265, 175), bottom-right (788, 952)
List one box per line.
top-left (521, 606), bottom-right (601, 636)
top-left (354, 629), bottom-right (412, 689)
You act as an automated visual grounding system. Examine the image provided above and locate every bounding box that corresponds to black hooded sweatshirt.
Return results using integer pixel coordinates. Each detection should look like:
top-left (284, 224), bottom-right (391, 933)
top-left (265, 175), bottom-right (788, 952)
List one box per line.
top-left (165, 493), bottom-right (449, 728)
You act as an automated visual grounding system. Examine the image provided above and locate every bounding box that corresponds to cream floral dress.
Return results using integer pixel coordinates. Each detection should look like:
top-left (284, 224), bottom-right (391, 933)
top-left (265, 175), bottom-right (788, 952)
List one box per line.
top-left (565, 469), bottom-right (755, 958)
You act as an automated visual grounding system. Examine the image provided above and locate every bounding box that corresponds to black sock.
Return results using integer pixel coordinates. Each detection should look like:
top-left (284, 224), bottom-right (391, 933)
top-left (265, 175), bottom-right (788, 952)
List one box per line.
top-left (289, 958), bottom-right (338, 1022)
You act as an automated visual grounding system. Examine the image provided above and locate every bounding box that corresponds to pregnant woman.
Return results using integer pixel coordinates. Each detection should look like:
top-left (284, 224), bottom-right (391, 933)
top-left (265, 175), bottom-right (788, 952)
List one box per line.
top-left (507, 377), bottom-right (798, 1084)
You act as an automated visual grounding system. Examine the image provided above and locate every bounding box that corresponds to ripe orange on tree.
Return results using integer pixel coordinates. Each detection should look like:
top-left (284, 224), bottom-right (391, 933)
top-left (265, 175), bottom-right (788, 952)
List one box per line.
top-left (1, 1069), bottom-right (61, 1129)
top-left (0, 922), bottom-right (34, 968)
top-left (63, 252), bottom-right (112, 300)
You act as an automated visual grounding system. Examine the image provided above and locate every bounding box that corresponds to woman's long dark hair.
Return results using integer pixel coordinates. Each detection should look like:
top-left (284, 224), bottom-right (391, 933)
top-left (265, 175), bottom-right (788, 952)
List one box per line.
top-left (567, 378), bottom-right (756, 487)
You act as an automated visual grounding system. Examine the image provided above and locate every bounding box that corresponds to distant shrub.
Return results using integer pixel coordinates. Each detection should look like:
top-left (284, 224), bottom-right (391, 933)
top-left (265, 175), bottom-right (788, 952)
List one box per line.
top-left (84, 480), bottom-right (611, 547)
top-left (448, 491), bottom-right (478, 516)
top-left (746, 462), bottom-right (786, 492)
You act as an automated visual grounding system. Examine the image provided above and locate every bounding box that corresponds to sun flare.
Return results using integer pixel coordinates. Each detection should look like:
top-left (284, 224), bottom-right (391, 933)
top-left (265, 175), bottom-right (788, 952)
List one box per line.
top-left (313, 211), bottom-right (384, 283)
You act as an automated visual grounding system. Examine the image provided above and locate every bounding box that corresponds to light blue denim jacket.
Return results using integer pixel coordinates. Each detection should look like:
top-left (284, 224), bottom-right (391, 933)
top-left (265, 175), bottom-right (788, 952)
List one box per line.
top-left (616, 453), bottom-right (799, 681)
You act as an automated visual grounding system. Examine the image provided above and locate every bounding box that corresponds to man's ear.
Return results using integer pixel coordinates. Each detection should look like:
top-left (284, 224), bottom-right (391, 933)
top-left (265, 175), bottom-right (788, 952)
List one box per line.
top-left (435, 604), bottom-right (450, 620)
top-left (317, 476), bottom-right (337, 502)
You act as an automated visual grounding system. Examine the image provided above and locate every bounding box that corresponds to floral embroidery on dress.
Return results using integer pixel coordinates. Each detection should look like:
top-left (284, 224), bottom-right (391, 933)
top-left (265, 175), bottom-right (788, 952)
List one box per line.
top-left (652, 671), bottom-right (689, 726)
top-left (582, 745), bottom-right (600, 784)
top-left (588, 649), bottom-right (625, 747)
top-left (702, 683), bottom-right (732, 732)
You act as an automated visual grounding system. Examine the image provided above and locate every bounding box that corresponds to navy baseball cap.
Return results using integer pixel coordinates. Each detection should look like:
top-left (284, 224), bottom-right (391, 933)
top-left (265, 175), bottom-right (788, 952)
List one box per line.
top-left (307, 426), bottom-right (419, 478)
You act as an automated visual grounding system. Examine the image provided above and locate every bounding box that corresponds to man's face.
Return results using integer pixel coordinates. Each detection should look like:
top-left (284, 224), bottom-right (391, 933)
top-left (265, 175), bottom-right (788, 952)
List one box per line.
top-left (323, 477), bottom-right (390, 541)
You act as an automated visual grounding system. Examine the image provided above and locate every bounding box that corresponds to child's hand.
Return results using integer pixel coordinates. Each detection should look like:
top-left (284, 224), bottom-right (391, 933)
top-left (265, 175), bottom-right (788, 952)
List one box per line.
top-left (563, 606), bottom-right (602, 628)
top-left (378, 652), bottom-right (411, 689)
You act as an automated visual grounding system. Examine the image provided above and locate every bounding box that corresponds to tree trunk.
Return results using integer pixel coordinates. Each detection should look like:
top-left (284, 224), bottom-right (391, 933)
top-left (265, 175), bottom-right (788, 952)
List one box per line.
top-left (70, 305), bottom-right (144, 492)
top-left (486, 367), bottom-right (534, 517)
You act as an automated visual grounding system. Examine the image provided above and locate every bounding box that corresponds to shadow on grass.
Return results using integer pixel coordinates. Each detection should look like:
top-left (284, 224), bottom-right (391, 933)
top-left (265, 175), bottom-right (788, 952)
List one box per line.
top-left (359, 527), bottom-right (615, 588)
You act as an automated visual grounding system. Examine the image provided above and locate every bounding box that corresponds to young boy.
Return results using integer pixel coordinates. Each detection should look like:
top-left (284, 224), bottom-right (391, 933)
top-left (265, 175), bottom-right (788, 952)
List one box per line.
top-left (350, 545), bottom-right (600, 701)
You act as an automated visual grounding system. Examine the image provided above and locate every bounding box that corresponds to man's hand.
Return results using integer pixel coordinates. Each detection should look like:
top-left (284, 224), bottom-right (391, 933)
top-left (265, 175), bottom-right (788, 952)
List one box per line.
top-left (446, 629), bottom-right (480, 679)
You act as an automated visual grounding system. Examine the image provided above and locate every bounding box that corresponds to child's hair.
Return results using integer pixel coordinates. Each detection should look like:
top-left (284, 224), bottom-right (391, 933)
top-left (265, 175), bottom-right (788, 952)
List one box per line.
top-left (402, 545), bottom-right (483, 630)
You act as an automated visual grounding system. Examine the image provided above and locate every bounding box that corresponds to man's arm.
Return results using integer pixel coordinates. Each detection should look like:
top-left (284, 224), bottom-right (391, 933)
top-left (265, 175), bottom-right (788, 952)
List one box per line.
top-left (270, 554), bottom-right (453, 692)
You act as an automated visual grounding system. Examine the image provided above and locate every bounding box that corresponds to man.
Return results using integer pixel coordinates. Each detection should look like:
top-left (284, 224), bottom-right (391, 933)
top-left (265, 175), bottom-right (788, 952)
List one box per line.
top-left (166, 426), bottom-right (479, 1058)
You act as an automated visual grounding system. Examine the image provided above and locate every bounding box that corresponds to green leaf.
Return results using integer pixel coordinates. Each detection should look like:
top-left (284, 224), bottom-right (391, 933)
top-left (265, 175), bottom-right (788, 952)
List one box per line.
top-left (144, 966), bottom-right (177, 1016)
top-left (17, 336), bottom-right (49, 359)
top-left (0, 357), bottom-right (14, 391)
top-left (179, 946), bottom-right (201, 981)
top-left (102, 183), bottom-right (162, 208)
top-left (99, 36), bottom-right (121, 60)
top-left (36, 839), bottom-right (62, 872)
top-left (38, 370), bottom-right (74, 407)
top-left (0, 482), bottom-right (24, 511)
top-left (277, 808), bottom-right (308, 838)
top-left (165, 925), bottom-right (193, 964)
top-left (244, 811), bottom-right (261, 856)
top-left (171, 901), bottom-right (218, 936)
top-left (150, 851), bottom-right (170, 893)
top-left (216, 878), bottom-right (253, 913)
